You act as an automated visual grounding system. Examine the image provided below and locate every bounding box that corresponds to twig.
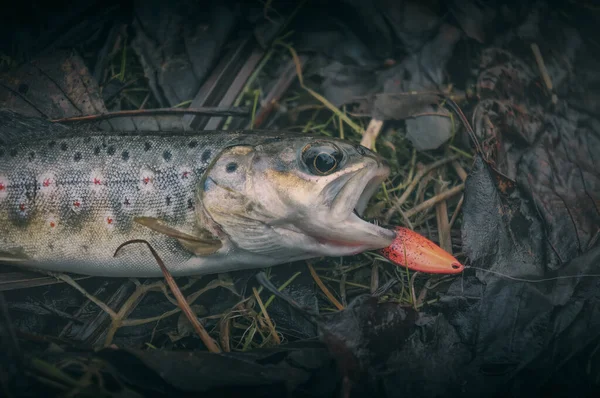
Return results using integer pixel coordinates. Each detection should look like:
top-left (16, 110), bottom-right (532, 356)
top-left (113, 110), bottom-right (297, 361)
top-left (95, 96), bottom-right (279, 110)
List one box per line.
top-left (103, 281), bottom-right (164, 346)
top-left (409, 272), bottom-right (419, 311)
top-left (139, 93), bottom-right (150, 110)
top-left (385, 156), bottom-right (459, 223)
top-left (435, 178), bottom-right (453, 254)
top-left (449, 195), bottom-right (464, 229)
top-left (50, 106), bottom-right (250, 123)
top-left (360, 119), bottom-right (384, 149)
top-left (319, 276), bottom-right (370, 290)
top-left (114, 240), bottom-right (221, 353)
top-left (51, 274), bottom-right (117, 319)
top-left (530, 43), bottom-right (557, 104)
top-left (219, 316), bottom-right (232, 352)
top-left (452, 160), bottom-right (468, 182)
top-left (307, 263), bottom-right (344, 311)
top-left (258, 271), bottom-right (302, 316)
top-left (404, 183), bottom-right (465, 218)
top-left (370, 261), bottom-right (379, 294)
top-left (340, 272), bottom-right (348, 306)
top-left (0, 81), bottom-right (50, 119)
top-left (252, 287), bottom-right (281, 345)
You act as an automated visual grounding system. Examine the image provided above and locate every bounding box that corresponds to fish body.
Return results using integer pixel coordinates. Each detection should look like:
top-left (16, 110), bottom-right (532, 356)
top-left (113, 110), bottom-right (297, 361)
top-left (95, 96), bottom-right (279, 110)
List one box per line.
top-left (0, 110), bottom-right (395, 277)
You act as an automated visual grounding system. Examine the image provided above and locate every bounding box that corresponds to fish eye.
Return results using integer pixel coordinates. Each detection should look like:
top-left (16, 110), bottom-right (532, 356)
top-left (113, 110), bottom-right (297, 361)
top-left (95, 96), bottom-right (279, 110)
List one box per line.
top-left (301, 142), bottom-right (344, 176)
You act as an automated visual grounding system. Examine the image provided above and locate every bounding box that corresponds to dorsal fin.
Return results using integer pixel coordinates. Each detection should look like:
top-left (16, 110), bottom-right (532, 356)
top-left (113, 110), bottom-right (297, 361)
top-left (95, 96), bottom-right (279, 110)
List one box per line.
top-left (0, 108), bottom-right (72, 145)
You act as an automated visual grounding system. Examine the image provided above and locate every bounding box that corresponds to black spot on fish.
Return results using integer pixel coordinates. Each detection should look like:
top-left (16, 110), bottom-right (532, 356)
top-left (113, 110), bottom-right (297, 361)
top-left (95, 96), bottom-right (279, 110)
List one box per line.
top-left (60, 142), bottom-right (68, 151)
top-left (18, 83), bottom-right (29, 94)
top-left (163, 150), bottom-right (172, 162)
top-left (144, 142), bottom-right (152, 151)
top-left (94, 146), bottom-right (101, 155)
top-left (74, 152), bottom-right (82, 162)
top-left (166, 196), bottom-right (171, 206)
top-left (107, 146), bottom-right (115, 156)
top-left (226, 162), bottom-right (238, 173)
top-left (273, 158), bottom-right (287, 172)
top-left (28, 151), bottom-right (35, 162)
top-left (187, 198), bottom-right (194, 210)
top-left (188, 140), bottom-right (198, 148)
top-left (9, 148), bottom-right (17, 157)
top-left (48, 141), bottom-right (56, 148)
top-left (121, 150), bottom-right (129, 161)
top-left (84, 137), bottom-right (92, 143)
top-left (48, 243), bottom-right (54, 251)
top-left (201, 150), bottom-right (211, 162)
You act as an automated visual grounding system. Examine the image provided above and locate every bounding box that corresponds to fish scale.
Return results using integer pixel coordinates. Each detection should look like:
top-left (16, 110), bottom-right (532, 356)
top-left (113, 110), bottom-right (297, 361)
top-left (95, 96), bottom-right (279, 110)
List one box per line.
top-left (0, 117), bottom-right (244, 275)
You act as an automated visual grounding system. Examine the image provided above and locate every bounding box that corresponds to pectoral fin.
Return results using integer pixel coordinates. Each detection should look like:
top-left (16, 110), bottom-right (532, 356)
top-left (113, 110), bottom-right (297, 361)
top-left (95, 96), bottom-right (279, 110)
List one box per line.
top-left (133, 217), bottom-right (222, 256)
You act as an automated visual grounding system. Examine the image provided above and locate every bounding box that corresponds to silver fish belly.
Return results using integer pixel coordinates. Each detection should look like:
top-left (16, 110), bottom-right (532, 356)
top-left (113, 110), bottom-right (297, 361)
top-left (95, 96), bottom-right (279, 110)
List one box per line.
top-left (0, 110), bottom-right (396, 277)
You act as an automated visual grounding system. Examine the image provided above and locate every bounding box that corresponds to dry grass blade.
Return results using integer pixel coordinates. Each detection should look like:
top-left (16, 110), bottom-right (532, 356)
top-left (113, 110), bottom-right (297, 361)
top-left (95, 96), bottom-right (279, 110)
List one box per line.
top-left (530, 43), bottom-right (558, 104)
top-left (50, 107), bottom-right (250, 123)
top-left (360, 119), bottom-right (384, 149)
top-left (449, 195), bottom-right (464, 229)
top-left (219, 316), bottom-right (232, 352)
top-left (114, 239), bottom-right (221, 353)
top-left (277, 41), bottom-right (364, 135)
top-left (307, 263), bottom-right (344, 311)
top-left (435, 178), bottom-right (452, 254)
top-left (385, 156), bottom-right (459, 223)
top-left (252, 287), bottom-right (281, 345)
top-left (404, 184), bottom-right (465, 218)
top-left (51, 274), bottom-right (117, 319)
top-left (370, 262), bottom-right (379, 294)
top-left (452, 160), bottom-right (468, 182)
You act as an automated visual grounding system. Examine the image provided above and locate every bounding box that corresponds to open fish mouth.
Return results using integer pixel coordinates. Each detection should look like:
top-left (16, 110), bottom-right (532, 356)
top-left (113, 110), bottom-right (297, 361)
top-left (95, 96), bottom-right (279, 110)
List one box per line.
top-left (314, 164), bottom-right (396, 251)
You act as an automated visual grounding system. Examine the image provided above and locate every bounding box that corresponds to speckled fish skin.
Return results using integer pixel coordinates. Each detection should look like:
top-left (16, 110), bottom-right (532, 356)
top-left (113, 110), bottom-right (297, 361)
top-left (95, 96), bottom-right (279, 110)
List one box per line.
top-left (0, 109), bottom-right (395, 277)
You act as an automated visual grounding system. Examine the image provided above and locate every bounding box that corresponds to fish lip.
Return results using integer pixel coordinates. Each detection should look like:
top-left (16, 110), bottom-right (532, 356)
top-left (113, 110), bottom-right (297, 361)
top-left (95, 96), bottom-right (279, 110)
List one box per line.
top-left (350, 167), bottom-right (397, 244)
top-left (320, 162), bottom-right (396, 249)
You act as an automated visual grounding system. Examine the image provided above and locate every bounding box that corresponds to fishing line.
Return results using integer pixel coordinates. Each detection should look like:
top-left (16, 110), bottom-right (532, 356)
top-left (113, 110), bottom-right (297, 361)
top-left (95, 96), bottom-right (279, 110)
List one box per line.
top-left (464, 265), bottom-right (600, 283)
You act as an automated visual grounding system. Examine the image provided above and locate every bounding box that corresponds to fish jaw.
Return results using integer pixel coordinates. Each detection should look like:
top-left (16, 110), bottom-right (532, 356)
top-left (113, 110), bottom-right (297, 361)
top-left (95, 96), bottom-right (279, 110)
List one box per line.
top-left (378, 227), bottom-right (465, 274)
top-left (298, 164), bottom-right (396, 254)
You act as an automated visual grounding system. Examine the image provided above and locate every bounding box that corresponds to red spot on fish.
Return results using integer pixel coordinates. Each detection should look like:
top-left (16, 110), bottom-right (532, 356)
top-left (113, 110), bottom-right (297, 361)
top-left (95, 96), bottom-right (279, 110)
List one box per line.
top-left (124, 198), bottom-right (130, 206)
top-left (19, 203), bottom-right (25, 212)
top-left (143, 177), bottom-right (150, 184)
top-left (182, 171), bottom-right (190, 179)
top-left (74, 200), bottom-right (81, 207)
top-left (107, 217), bottom-right (113, 224)
top-left (43, 178), bottom-right (51, 187)
top-left (94, 178), bottom-right (101, 185)
top-left (50, 221), bottom-right (56, 228)
top-left (0, 183), bottom-right (4, 191)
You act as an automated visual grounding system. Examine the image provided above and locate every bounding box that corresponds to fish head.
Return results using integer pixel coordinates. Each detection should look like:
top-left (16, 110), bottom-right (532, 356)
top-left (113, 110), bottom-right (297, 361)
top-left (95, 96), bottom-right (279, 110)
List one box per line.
top-left (198, 136), bottom-right (396, 260)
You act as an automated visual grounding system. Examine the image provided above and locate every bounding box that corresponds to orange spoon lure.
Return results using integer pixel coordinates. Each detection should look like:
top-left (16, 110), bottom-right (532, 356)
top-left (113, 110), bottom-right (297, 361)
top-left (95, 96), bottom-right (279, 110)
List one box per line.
top-left (378, 227), bottom-right (464, 274)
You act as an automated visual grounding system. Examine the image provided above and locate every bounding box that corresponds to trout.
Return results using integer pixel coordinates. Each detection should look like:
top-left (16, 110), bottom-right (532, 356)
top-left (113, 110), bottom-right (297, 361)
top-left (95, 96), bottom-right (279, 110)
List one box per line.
top-left (0, 109), bottom-right (395, 277)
